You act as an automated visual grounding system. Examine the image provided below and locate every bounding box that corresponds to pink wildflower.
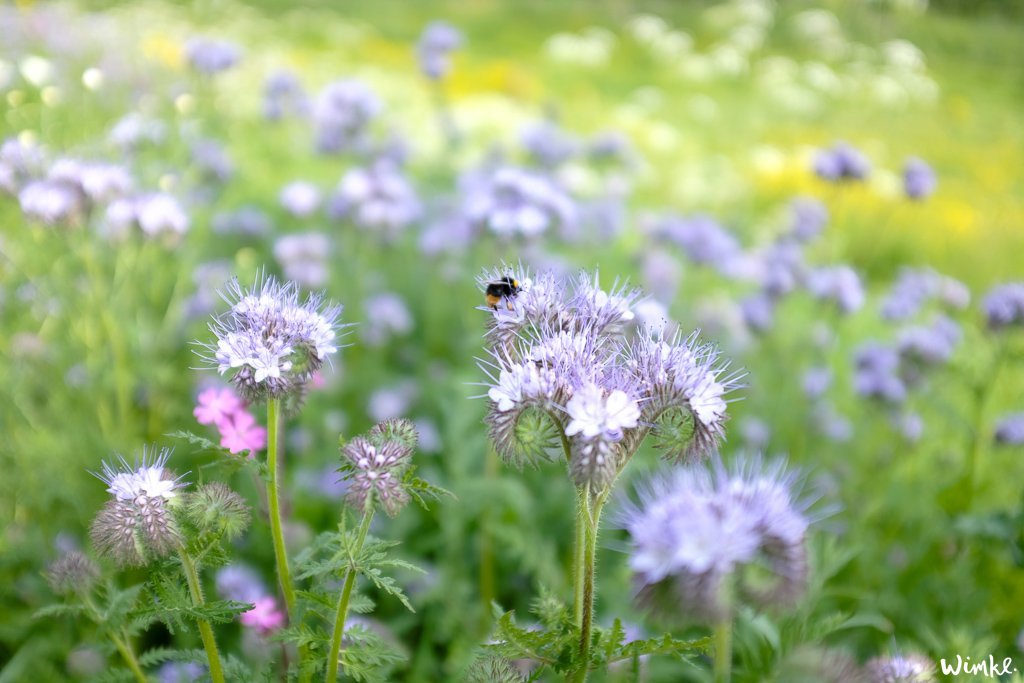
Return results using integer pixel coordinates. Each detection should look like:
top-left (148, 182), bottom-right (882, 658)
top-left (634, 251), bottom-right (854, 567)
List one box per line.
top-left (193, 387), bottom-right (243, 427)
top-left (219, 410), bottom-right (268, 455)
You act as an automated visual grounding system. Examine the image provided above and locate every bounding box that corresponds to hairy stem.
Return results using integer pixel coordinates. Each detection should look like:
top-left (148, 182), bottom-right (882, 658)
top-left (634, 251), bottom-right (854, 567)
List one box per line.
top-left (713, 619), bottom-right (732, 683)
top-left (571, 486), bottom-right (603, 683)
top-left (572, 488), bottom-right (587, 627)
top-left (326, 501), bottom-right (376, 683)
top-left (179, 551), bottom-right (226, 683)
top-left (266, 399), bottom-right (308, 677)
top-left (83, 593), bottom-right (147, 683)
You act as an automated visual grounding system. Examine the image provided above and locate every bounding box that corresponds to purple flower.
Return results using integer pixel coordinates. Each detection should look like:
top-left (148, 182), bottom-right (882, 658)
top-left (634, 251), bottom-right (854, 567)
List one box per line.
top-left (263, 70), bottom-right (309, 121)
top-left (362, 292), bottom-right (414, 346)
top-left (198, 273), bottom-right (345, 402)
top-left (213, 206), bottom-right (272, 237)
top-left (184, 38), bottom-right (241, 74)
top-left (273, 232), bottom-right (331, 288)
top-left (191, 139), bottom-right (234, 183)
top-left (814, 141), bottom-right (870, 181)
top-left (19, 179), bottom-right (83, 225)
top-left (864, 653), bottom-right (934, 682)
top-left (802, 366), bottom-right (832, 398)
top-left (89, 446), bottom-right (184, 566)
top-left (806, 266), bottom-right (864, 314)
top-left (995, 413), bottom-right (1024, 445)
top-left (416, 21), bottom-right (462, 80)
top-left (740, 292), bottom-right (776, 333)
top-left (622, 457), bottom-right (810, 621)
top-left (520, 120), bottom-right (578, 168)
top-left (812, 402), bottom-right (853, 443)
top-left (788, 196), bottom-right (828, 242)
top-left (340, 434), bottom-right (415, 516)
top-left (216, 563), bottom-right (267, 603)
top-left (854, 342), bottom-right (906, 404)
top-left (463, 167), bottom-right (575, 238)
top-left (279, 181), bottom-right (322, 218)
top-left (313, 80), bottom-right (381, 155)
top-left (881, 268), bottom-right (970, 321)
top-left (903, 157), bottom-right (936, 200)
top-left (657, 214), bottom-right (742, 272)
top-left (897, 315), bottom-right (960, 377)
top-left (328, 160), bottom-right (420, 237)
top-left (982, 282), bottom-right (1024, 330)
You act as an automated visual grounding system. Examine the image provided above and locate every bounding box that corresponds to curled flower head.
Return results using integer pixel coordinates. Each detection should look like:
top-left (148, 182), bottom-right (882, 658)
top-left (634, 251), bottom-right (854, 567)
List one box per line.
top-left (198, 273), bottom-right (345, 403)
top-left (621, 457), bottom-right (811, 622)
top-left (864, 653), bottom-right (935, 682)
top-left (340, 422), bottom-right (418, 516)
top-left (90, 446), bottom-right (185, 566)
top-left (46, 551), bottom-right (100, 596)
top-left (982, 282), bottom-right (1024, 330)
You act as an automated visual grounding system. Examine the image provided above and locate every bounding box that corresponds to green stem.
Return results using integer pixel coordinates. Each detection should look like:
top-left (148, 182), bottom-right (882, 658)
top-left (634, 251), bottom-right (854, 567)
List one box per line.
top-left (179, 551), bottom-right (226, 683)
top-left (326, 502), bottom-right (376, 683)
top-left (479, 445), bottom-right (497, 624)
top-left (713, 620), bottom-right (732, 683)
top-left (83, 594), bottom-right (147, 683)
top-left (266, 399), bottom-right (308, 677)
top-left (571, 486), bottom-right (602, 683)
top-left (572, 488), bottom-right (587, 627)
top-left (964, 341), bottom-right (1007, 510)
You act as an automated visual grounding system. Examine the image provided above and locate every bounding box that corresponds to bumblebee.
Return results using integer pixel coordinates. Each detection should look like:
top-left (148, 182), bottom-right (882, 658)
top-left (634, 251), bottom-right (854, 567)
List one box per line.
top-left (485, 275), bottom-right (521, 309)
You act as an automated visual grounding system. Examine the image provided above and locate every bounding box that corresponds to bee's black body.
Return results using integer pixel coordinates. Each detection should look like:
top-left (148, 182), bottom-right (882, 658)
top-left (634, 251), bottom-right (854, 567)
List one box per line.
top-left (485, 276), bottom-right (521, 309)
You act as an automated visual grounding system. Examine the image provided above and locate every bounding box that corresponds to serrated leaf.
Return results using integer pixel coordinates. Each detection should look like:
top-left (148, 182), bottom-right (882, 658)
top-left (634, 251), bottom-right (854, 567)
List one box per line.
top-left (32, 603), bottom-right (88, 620)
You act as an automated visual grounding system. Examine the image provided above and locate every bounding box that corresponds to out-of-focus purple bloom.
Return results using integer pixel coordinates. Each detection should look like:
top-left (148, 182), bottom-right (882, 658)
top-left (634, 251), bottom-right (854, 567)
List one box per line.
top-left (895, 411), bottom-right (924, 443)
top-left (814, 141), bottom-right (870, 181)
top-left (739, 417), bottom-right (771, 450)
top-left (813, 403), bottom-right (853, 443)
top-left (263, 70), bottom-right (309, 121)
top-left (897, 315), bottom-right (960, 373)
top-left (864, 653), bottom-right (934, 682)
top-left (903, 157), bottom-right (936, 200)
top-left (740, 292), bottom-right (776, 333)
top-left (882, 268), bottom-right (970, 321)
top-left (362, 292), bottom-right (414, 346)
top-left (191, 139), bottom-right (234, 183)
top-left (159, 662), bottom-right (206, 683)
top-left (640, 250), bottom-right (682, 304)
top-left (658, 214), bottom-right (742, 272)
top-left (109, 114), bottom-right (166, 151)
top-left (587, 130), bottom-right (636, 167)
top-left (622, 457), bottom-right (810, 621)
top-left (788, 196), bottom-right (828, 242)
top-left (995, 413), bottom-right (1024, 445)
top-left (184, 38), bottom-right (241, 74)
top-left (982, 283), bottom-right (1024, 330)
top-left (185, 261), bottom-right (234, 319)
top-left (802, 366), bottom-right (832, 398)
top-left (463, 167), bottom-right (575, 238)
top-left (19, 179), bottom-right (83, 225)
top-left (136, 193), bottom-right (190, 239)
top-left (328, 160), bottom-right (420, 238)
top-left (213, 206), bottom-right (271, 237)
top-left (806, 265), bottom-right (864, 314)
top-left (279, 181), bottom-right (321, 218)
top-left (313, 80), bottom-right (381, 155)
top-left (368, 380), bottom-right (419, 422)
top-left (216, 564), bottom-right (266, 603)
top-left (758, 241), bottom-right (805, 297)
top-left (854, 342), bottom-right (906, 404)
top-left (416, 21), bottom-right (462, 80)
top-left (521, 120), bottom-right (577, 168)
top-left (419, 212), bottom-right (475, 256)
top-left (274, 232), bottom-right (331, 289)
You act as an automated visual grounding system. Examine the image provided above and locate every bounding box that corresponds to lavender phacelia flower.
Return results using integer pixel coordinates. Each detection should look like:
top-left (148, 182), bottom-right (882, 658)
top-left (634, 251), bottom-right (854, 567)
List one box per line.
top-left (622, 457), bottom-right (810, 622)
top-left (279, 181), bottom-right (322, 218)
top-left (216, 563), bottom-right (266, 603)
top-left (806, 265), bottom-right (865, 314)
top-left (19, 179), bottom-right (84, 225)
top-left (89, 446), bottom-right (185, 566)
top-left (802, 366), bottom-right (832, 399)
top-left (994, 413), bottom-right (1024, 445)
top-left (520, 120), bottom-right (578, 168)
top-left (328, 160), bottom-right (420, 237)
top-left (814, 141), bottom-right (870, 181)
top-left (903, 157), bottom-right (936, 200)
top-left (198, 273), bottom-right (344, 402)
top-left (416, 21), bottom-right (463, 80)
top-left (982, 282), bottom-right (1024, 330)
top-left (263, 69), bottom-right (309, 121)
top-left (658, 214), bottom-right (742, 273)
top-left (213, 206), bottom-right (272, 237)
top-left (362, 292), bottom-right (414, 347)
top-left (463, 167), bottom-right (575, 238)
top-left (881, 268), bottom-right (970, 321)
top-left (339, 419), bottom-right (419, 516)
top-left (313, 80), bottom-right (381, 155)
top-left (184, 38), bottom-right (241, 74)
top-left (273, 232), bottom-right (331, 288)
top-left (788, 196), bottom-right (828, 243)
top-left (853, 342), bottom-right (906, 404)
top-left (864, 653), bottom-right (935, 682)
top-left (191, 139), bottom-right (234, 183)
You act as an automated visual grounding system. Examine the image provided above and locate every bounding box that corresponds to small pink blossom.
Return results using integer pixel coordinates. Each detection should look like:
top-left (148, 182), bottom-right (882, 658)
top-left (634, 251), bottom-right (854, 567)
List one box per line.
top-left (239, 596), bottom-right (285, 635)
top-left (219, 410), bottom-right (267, 455)
top-left (193, 387), bottom-right (243, 427)
top-left (310, 371), bottom-right (326, 389)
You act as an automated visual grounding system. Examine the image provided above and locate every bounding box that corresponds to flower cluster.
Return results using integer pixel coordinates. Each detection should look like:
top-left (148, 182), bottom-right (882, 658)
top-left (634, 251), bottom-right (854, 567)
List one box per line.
top-left (199, 274), bottom-right (344, 403)
top-left (313, 80), bottom-right (381, 155)
top-left (903, 157), bottom-right (936, 200)
top-left (328, 160), bottom-right (421, 237)
top-left (881, 267), bottom-right (969, 321)
top-left (994, 413), bottom-right (1024, 446)
top-left (814, 141), bottom-right (870, 181)
top-left (184, 38), bottom-right (241, 74)
top-left (478, 265), bottom-right (742, 488)
top-left (339, 418), bottom-right (419, 516)
top-left (622, 458), bottom-right (810, 621)
top-left (90, 447), bottom-right (185, 566)
top-left (463, 167), bottom-right (575, 238)
top-left (416, 21), bottom-right (463, 80)
top-left (982, 282), bottom-right (1024, 330)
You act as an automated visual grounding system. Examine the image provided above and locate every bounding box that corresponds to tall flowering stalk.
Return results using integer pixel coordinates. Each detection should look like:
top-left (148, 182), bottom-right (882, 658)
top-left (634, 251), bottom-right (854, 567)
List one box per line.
top-left (476, 265), bottom-right (743, 681)
top-left (197, 273), bottom-right (345, 675)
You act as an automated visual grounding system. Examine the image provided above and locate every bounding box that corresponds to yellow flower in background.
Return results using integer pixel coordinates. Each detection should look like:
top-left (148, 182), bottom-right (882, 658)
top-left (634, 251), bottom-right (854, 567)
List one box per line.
top-left (142, 33), bottom-right (183, 70)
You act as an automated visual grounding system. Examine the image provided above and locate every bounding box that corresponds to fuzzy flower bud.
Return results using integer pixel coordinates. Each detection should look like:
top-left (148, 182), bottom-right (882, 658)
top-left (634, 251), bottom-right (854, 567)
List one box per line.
top-left (340, 433), bottom-right (415, 517)
top-left (46, 551), bottom-right (100, 596)
top-left (184, 482), bottom-right (250, 540)
top-left (89, 447), bottom-right (185, 567)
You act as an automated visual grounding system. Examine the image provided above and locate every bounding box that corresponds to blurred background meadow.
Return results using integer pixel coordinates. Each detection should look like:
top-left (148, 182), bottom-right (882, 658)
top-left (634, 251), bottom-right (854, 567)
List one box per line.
top-left (2, 0), bottom-right (1024, 680)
